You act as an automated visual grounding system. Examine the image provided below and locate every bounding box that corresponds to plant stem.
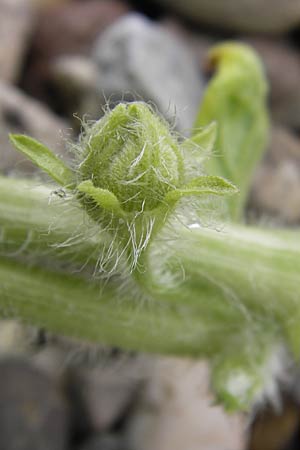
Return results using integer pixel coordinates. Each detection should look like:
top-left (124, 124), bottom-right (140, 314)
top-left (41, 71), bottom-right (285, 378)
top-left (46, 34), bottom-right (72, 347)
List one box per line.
top-left (174, 223), bottom-right (300, 316)
top-left (147, 222), bottom-right (300, 356)
top-left (0, 256), bottom-right (222, 357)
top-left (1, 175), bottom-right (300, 356)
top-left (0, 176), bottom-right (108, 268)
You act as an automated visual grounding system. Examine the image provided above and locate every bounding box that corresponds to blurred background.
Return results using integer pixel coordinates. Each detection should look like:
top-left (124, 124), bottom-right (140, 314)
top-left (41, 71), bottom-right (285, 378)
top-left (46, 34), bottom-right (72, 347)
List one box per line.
top-left (2, 0), bottom-right (300, 449)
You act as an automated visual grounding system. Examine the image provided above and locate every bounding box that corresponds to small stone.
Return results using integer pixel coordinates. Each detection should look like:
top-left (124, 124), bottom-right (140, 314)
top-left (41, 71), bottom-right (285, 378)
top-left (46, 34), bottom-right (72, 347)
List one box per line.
top-left (161, 17), bottom-right (214, 73)
top-left (30, 0), bottom-right (70, 8)
top-left (48, 55), bottom-right (99, 123)
top-left (0, 358), bottom-right (69, 450)
top-left (24, 0), bottom-right (130, 106)
top-left (244, 38), bottom-right (300, 128)
top-left (127, 357), bottom-right (246, 450)
top-left (92, 14), bottom-right (204, 134)
top-left (249, 126), bottom-right (300, 225)
top-left (31, 0), bottom-right (130, 58)
top-left (31, 346), bottom-right (67, 379)
top-left (151, 0), bottom-right (300, 33)
top-left (0, 320), bottom-right (33, 356)
top-left (79, 434), bottom-right (125, 450)
top-left (33, 0), bottom-right (129, 59)
top-left (0, 0), bottom-right (34, 82)
top-left (50, 56), bottom-right (98, 95)
top-left (0, 80), bottom-right (71, 175)
top-left (248, 396), bottom-right (300, 450)
top-left (77, 359), bottom-right (142, 432)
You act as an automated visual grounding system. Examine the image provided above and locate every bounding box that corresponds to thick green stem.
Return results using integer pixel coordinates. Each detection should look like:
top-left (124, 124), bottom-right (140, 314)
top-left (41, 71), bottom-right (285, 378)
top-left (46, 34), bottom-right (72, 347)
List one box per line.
top-left (177, 224), bottom-right (300, 314)
top-left (148, 223), bottom-right (300, 356)
top-left (2, 174), bottom-right (300, 409)
top-left (0, 176), bottom-right (109, 268)
top-left (0, 256), bottom-right (223, 357)
top-left (1, 175), bottom-right (299, 358)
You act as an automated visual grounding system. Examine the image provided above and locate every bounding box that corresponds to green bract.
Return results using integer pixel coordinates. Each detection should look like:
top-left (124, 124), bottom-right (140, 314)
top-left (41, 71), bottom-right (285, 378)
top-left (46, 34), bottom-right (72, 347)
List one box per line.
top-left (10, 102), bottom-right (236, 270)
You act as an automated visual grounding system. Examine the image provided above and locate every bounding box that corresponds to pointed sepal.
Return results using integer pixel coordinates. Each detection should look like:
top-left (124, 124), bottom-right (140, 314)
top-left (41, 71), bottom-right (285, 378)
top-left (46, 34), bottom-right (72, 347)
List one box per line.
top-left (165, 176), bottom-right (238, 204)
top-left (77, 180), bottom-right (124, 216)
top-left (9, 134), bottom-right (74, 187)
top-left (188, 121), bottom-right (217, 152)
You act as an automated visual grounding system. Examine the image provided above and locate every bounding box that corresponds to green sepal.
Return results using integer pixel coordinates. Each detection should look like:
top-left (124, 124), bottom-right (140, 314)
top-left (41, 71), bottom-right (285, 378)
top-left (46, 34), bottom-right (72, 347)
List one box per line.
top-left (165, 176), bottom-right (238, 204)
top-left (186, 121), bottom-right (217, 152)
top-left (77, 180), bottom-right (124, 216)
top-left (187, 175), bottom-right (238, 194)
top-left (9, 134), bottom-right (74, 187)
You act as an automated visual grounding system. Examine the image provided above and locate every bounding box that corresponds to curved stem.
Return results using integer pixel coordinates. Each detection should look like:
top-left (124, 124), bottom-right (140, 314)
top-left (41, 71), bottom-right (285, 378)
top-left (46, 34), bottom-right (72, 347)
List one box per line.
top-left (147, 222), bottom-right (300, 356)
top-left (1, 175), bottom-right (300, 357)
top-left (0, 256), bottom-right (224, 357)
top-left (0, 176), bottom-right (110, 269)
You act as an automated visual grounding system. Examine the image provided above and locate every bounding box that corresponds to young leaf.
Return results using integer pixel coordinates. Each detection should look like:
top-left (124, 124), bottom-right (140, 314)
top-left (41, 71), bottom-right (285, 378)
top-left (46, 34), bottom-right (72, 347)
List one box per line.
top-left (193, 43), bottom-right (269, 221)
top-left (9, 134), bottom-right (74, 186)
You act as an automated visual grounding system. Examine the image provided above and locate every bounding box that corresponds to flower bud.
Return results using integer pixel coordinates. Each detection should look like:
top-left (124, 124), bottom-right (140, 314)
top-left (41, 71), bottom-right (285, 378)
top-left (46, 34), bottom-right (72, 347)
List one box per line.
top-left (75, 102), bottom-right (236, 270)
top-left (9, 101), bottom-right (237, 272)
top-left (78, 102), bottom-right (184, 215)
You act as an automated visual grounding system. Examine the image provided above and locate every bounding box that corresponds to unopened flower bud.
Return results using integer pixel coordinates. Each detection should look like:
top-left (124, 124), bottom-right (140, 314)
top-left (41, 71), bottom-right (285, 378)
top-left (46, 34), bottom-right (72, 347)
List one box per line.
top-left (78, 102), bottom-right (184, 215)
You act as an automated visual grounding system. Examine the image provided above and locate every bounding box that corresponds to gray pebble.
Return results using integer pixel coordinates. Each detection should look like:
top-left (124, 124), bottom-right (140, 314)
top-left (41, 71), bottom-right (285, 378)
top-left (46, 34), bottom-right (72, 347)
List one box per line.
top-left (0, 0), bottom-right (33, 82)
top-left (79, 434), bottom-right (126, 450)
top-left (244, 37), bottom-right (300, 129)
top-left (93, 14), bottom-right (204, 135)
top-left (249, 126), bottom-right (300, 225)
top-left (0, 80), bottom-right (71, 175)
top-left (0, 358), bottom-right (69, 450)
top-left (151, 0), bottom-right (300, 33)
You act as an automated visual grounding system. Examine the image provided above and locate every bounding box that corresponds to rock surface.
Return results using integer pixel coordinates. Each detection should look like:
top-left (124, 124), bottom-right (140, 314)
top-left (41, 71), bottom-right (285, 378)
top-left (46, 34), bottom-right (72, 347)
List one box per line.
top-left (47, 55), bottom-right (99, 124)
top-left (93, 14), bottom-right (204, 134)
top-left (31, 0), bottom-right (130, 59)
top-left (78, 434), bottom-right (125, 450)
top-left (0, 321), bottom-right (34, 356)
top-left (248, 397), bottom-right (300, 450)
top-left (249, 126), bottom-right (300, 225)
top-left (152, 0), bottom-right (300, 33)
top-left (245, 38), bottom-right (300, 128)
top-left (127, 358), bottom-right (246, 450)
top-left (0, 358), bottom-right (68, 450)
top-left (23, 0), bottom-right (130, 103)
top-left (0, 81), bottom-right (71, 174)
top-left (0, 0), bottom-right (34, 82)
top-left (75, 357), bottom-right (143, 433)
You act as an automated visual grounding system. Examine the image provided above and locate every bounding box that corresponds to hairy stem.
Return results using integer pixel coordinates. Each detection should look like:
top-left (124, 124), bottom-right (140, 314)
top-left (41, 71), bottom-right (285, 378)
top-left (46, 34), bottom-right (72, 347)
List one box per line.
top-left (150, 223), bottom-right (300, 302)
top-left (147, 222), bottom-right (300, 356)
top-left (0, 256), bottom-right (224, 357)
top-left (1, 175), bottom-right (299, 357)
top-left (0, 176), bottom-right (109, 268)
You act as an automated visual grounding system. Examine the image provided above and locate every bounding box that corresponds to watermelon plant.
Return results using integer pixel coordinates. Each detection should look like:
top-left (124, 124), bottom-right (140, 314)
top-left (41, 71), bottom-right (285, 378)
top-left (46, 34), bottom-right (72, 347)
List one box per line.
top-left (1, 42), bottom-right (296, 410)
